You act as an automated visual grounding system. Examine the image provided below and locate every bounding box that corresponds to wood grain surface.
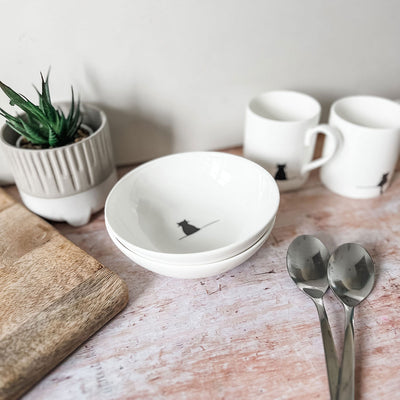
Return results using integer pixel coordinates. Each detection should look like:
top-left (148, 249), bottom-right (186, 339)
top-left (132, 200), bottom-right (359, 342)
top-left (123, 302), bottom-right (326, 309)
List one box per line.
top-left (0, 189), bottom-right (128, 400)
top-left (2, 146), bottom-right (400, 400)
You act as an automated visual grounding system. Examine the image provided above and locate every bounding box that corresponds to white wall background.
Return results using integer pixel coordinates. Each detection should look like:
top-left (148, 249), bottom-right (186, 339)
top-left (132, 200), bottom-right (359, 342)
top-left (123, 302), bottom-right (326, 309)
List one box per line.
top-left (1, 0), bottom-right (400, 182)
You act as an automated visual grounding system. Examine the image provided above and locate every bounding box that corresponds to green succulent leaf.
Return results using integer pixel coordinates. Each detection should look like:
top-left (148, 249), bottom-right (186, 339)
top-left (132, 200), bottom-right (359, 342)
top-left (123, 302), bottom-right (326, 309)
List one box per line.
top-left (39, 73), bottom-right (58, 125)
top-left (0, 72), bottom-right (83, 147)
top-left (19, 119), bottom-right (49, 145)
top-left (0, 82), bottom-right (46, 121)
top-left (0, 107), bottom-right (20, 124)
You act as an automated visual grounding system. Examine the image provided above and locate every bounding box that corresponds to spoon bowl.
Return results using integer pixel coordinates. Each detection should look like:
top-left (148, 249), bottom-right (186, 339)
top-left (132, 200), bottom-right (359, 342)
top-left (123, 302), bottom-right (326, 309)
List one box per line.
top-left (328, 243), bottom-right (375, 307)
top-left (287, 235), bottom-right (330, 298)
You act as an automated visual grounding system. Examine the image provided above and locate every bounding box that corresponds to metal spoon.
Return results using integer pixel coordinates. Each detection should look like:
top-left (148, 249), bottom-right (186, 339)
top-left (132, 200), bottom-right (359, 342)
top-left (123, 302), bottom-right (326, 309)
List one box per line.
top-left (327, 243), bottom-right (375, 400)
top-left (287, 235), bottom-right (339, 399)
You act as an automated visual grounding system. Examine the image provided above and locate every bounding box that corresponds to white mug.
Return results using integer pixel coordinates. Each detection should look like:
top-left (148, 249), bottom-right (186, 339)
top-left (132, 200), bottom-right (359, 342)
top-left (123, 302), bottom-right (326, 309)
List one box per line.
top-left (320, 96), bottom-right (400, 198)
top-left (244, 91), bottom-right (339, 191)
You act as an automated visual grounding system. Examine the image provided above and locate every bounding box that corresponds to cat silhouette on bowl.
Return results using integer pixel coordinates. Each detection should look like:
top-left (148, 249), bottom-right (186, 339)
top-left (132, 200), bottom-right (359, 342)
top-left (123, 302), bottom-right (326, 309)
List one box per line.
top-left (177, 219), bottom-right (220, 240)
top-left (177, 220), bottom-right (200, 236)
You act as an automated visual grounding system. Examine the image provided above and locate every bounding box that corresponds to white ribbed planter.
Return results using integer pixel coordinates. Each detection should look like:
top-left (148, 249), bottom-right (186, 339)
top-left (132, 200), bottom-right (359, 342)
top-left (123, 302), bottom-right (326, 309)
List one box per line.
top-left (0, 103), bottom-right (117, 226)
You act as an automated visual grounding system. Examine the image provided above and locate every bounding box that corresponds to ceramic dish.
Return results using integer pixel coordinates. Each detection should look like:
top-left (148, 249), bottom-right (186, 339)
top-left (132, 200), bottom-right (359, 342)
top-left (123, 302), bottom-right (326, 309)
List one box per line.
top-left (105, 217), bottom-right (274, 265)
top-left (107, 217), bottom-right (275, 279)
top-left (105, 152), bottom-right (279, 265)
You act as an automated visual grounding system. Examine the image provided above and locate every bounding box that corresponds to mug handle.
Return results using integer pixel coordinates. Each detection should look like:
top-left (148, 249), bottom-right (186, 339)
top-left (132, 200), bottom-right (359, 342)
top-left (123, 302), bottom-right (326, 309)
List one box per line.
top-left (301, 124), bottom-right (341, 174)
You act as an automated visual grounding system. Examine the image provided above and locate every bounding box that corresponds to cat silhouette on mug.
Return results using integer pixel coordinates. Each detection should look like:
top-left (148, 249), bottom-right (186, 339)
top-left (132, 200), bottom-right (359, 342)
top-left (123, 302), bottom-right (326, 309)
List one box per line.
top-left (275, 164), bottom-right (287, 180)
top-left (377, 172), bottom-right (389, 195)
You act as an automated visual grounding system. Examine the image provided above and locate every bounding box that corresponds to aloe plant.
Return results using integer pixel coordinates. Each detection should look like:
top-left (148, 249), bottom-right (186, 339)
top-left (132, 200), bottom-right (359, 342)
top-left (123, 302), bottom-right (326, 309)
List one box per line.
top-left (0, 73), bottom-right (82, 148)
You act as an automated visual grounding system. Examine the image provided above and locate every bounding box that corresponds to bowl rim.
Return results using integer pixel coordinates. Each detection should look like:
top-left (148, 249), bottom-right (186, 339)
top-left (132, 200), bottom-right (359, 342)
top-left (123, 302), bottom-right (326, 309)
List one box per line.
top-left (105, 151), bottom-right (280, 262)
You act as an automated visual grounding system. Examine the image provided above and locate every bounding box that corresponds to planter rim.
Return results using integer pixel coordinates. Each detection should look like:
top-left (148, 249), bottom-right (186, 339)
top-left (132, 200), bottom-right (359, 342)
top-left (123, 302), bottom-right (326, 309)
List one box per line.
top-left (0, 102), bottom-right (107, 153)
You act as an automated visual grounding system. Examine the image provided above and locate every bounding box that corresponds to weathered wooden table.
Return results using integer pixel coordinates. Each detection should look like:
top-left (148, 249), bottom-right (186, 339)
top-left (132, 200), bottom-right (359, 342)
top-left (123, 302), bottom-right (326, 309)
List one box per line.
top-left (4, 148), bottom-right (400, 399)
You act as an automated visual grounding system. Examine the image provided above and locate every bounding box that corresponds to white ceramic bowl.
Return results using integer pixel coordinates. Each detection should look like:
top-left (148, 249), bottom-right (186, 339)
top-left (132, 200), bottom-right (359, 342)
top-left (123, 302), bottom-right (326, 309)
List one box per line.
top-left (105, 216), bottom-right (273, 265)
top-left (105, 152), bottom-right (279, 265)
top-left (108, 218), bottom-right (275, 279)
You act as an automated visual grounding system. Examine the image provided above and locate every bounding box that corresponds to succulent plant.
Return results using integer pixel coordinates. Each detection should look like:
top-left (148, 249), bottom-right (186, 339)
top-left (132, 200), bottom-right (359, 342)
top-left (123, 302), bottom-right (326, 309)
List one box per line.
top-left (0, 72), bottom-right (82, 148)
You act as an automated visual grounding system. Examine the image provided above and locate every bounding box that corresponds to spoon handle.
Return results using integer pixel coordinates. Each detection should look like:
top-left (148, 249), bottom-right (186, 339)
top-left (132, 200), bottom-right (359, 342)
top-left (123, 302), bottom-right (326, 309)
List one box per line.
top-left (337, 305), bottom-right (355, 400)
top-left (313, 298), bottom-right (339, 400)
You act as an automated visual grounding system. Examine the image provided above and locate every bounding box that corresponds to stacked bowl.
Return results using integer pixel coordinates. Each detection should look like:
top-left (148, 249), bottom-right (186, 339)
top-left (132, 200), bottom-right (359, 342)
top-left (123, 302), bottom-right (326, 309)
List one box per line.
top-left (105, 152), bottom-right (280, 279)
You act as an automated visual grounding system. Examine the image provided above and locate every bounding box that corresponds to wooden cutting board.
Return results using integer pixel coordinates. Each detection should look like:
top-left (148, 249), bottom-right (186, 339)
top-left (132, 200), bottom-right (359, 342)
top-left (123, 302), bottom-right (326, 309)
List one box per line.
top-left (0, 188), bottom-right (128, 400)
